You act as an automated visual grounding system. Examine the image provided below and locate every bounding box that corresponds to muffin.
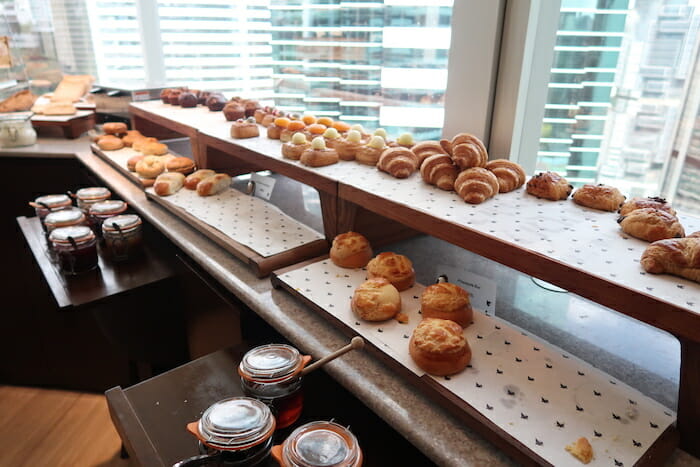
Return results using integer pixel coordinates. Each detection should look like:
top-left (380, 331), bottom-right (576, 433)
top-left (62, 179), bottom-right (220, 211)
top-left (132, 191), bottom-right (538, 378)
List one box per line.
top-left (330, 232), bottom-right (373, 268)
top-left (409, 318), bottom-right (472, 376)
top-left (366, 252), bottom-right (415, 291)
top-left (351, 278), bottom-right (401, 322)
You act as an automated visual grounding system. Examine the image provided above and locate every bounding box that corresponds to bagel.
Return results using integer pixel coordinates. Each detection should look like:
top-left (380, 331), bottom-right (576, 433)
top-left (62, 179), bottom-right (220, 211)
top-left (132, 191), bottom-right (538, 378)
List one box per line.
top-left (127, 154), bottom-right (145, 172)
top-left (103, 122), bottom-right (128, 135)
top-left (141, 142), bottom-right (168, 156)
top-left (135, 155), bottom-right (165, 179)
top-left (166, 156), bottom-right (196, 174)
top-left (97, 135), bottom-right (124, 151)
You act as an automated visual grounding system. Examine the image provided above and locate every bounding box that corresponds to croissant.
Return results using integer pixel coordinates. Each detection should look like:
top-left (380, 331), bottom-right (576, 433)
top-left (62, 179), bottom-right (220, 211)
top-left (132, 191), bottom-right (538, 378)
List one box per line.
top-left (572, 184), bottom-right (626, 212)
top-left (619, 196), bottom-right (676, 216)
top-left (421, 154), bottom-right (458, 191)
top-left (454, 168), bottom-right (499, 204)
top-left (448, 133), bottom-right (488, 170)
top-left (411, 141), bottom-right (447, 167)
top-left (641, 236), bottom-right (700, 283)
top-left (618, 207), bottom-right (685, 242)
top-left (526, 172), bottom-right (572, 201)
top-left (485, 159), bottom-right (526, 193)
top-left (377, 147), bottom-right (419, 179)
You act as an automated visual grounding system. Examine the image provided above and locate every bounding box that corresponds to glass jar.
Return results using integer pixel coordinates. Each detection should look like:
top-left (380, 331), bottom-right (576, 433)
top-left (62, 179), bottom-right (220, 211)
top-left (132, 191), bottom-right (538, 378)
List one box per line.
top-left (88, 199), bottom-right (127, 235)
top-left (102, 214), bottom-right (143, 261)
top-left (272, 421), bottom-right (363, 467)
top-left (48, 226), bottom-right (98, 275)
top-left (75, 187), bottom-right (111, 212)
top-left (31, 194), bottom-right (73, 231)
top-left (180, 397), bottom-right (276, 467)
top-left (44, 208), bottom-right (87, 236)
top-left (0, 112), bottom-right (37, 148)
top-left (239, 344), bottom-right (311, 430)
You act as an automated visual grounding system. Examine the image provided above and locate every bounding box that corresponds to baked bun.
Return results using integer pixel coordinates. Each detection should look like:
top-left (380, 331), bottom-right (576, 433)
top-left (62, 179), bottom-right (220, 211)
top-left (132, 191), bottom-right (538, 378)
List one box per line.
top-left (166, 156), bottom-right (196, 174)
top-left (223, 103), bottom-right (246, 121)
top-left (351, 278), bottom-right (401, 322)
top-left (572, 184), bottom-right (625, 212)
top-left (154, 172), bottom-right (185, 196)
top-left (127, 155), bottom-right (145, 172)
top-left (132, 137), bottom-right (158, 153)
top-left (230, 118), bottom-right (260, 139)
top-left (420, 154), bottom-right (458, 191)
top-left (485, 159), bottom-right (526, 193)
top-left (454, 167), bottom-right (499, 204)
top-left (366, 252), bottom-right (415, 291)
top-left (377, 147), bottom-right (419, 179)
top-left (641, 236), bottom-right (700, 282)
top-left (619, 196), bottom-right (676, 216)
top-left (197, 173), bottom-right (231, 196)
top-left (185, 169), bottom-right (216, 190)
top-left (421, 282), bottom-right (473, 328)
top-left (122, 130), bottom-right (144, 147)
top-left (444, 133), bottom-right (487, 170)
top-left (526, 171), bottom-right (573, 201)
top-left (330, 232), bottom-right (373, 268)
top-left (103, 122), bottom-right (128, 135)
top-left (135, 155), bottom-right (165, 179)
top-left (179, 92), bottom-right (198, 108)
top-left (618, 208), bottom-right (684, 242)
top-left (206, 94), bottom-right (226, 111)
top-left (411, 141), bottom-right (446, 167)
top-left (409, 318), bottom-right (472, 376)
top-left (97, 135), bottom-right (124, 151)
top-left (141, 142), bottom-right (168, 156)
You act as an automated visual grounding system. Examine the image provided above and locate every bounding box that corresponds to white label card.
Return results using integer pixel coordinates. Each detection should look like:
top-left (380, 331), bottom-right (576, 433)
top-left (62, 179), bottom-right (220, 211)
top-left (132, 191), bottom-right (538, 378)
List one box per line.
top-left (250, 172), bottom-right (276, 201)
top-left (436, 266), bottom-right (497, 316)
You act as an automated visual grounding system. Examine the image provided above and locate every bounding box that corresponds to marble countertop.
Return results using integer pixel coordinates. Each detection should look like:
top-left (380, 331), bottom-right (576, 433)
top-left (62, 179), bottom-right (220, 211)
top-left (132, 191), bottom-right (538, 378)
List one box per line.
top-left (6, 137), bottom-right (698, 467)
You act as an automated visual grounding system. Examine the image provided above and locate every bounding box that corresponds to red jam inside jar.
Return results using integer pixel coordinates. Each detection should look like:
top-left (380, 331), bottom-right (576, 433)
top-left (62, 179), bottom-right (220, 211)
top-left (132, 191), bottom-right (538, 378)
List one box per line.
top-left (89, 199), bottom-right (127, 236)
top-left (75, 187), bottom-right (111, 212)
top-left (32, 194), bottom-right (73, 231)
top-left (102, 214), bottom-right (143, 261)
top-left (49, 226), bottom-right (98, 275)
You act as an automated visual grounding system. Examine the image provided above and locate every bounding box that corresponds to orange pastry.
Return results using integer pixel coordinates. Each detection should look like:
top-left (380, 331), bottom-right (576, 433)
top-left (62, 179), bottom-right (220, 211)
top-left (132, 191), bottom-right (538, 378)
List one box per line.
top-left (280, 120), bottom-right (306, 142)
top-left (332, 121), bottom-right (351, 133)
top-left (282, 132), bottom-right (311, 161)
top-left (267, 117), bottom-right (290, 140)
top-left (317, 116), bottom-right (334, 127)
top-left (306, 123), bottom-right (327, 139)
top-left (302, 114), bottom-right (317, 125)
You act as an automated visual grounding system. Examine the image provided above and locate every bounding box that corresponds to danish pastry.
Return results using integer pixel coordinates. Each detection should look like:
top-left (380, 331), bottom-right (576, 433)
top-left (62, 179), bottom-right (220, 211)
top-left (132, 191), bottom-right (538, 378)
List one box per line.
top-left (641, 236), bottom-right (700, 282)
top-left (300, 137), bottom-right (339, 168)
top-left (335, 130), bottom-right (363, 161)
top-left (421, 282), bottom-right (473, 328)
top-left (411, 141), bottom-right (447, 167)
top-left (154, 172), bottom-right (185, 196)
top-left (97, 135), bottom-right (124, 151)
top-left (377, 147), bottom-right (419, 179)
top-left (454, 168), bottom-right (499, 204)
top-left (572, 184), bottom-right (625, 212)
top-left (445, 133), bottom-right (488, 170)
top-left (619, 196), bottom-right (676, 217)
top-left (230, 117), bottom-right (260, 139)
top-left (618, 208), bottom-right (684, 242)
top-left (526, 172), bottom-right (573, 201)
top-left (185, 169), bottom-right (216, 190)
top-left (280, 121), bottom-right (306, 142)
top-left (366, 252), bottom-right (415, 291)
top-left (282, 132), bottom-right (311, 160)
top-left (322, 127), bottom-right (342, 148)
top-left (485, 159), bottom-right (526, 193)
top-left (351, 278), bottom-right (401, 322)
top-left (355, 136), bottom-right (387, 166)
top-left (409, 318), bottom-right (472, 376)
top-left (330, 231), bottom-right (373, 268)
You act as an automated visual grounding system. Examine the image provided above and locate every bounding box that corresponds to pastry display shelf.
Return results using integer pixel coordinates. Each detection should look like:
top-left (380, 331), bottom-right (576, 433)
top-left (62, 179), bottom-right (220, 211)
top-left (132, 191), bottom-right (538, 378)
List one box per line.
top-left (31, 110), bottom-right (96, 139)
top-left (271, 257), bottom-right (678, 467)
top-left (91, 144), bottom-right (173, 189)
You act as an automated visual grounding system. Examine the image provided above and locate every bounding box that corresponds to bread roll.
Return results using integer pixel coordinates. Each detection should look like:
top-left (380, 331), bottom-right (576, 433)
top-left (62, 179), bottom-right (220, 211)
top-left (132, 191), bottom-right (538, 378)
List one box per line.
top-left (154, 172), bottom-right (185, 196)
top-left (166, 157), bottom-right (195, 175)
top-left (330, 232), bottom-right (373, 268)
top-left (526, 171), bottom-right (572, 201)
top-left (377, 147), bottom-right (419, 179)
top-left (132, 137), bottom-right (158, 153)
top-left (141, 142), bottom-right (168, 156)
top-left (122, 130), bottom-right (144, 147)
top-left (409, 318), bottom-right (471, 376)
top-left (485, 159), bottom-right (526, 193)
top-left (619, 196), bottom-right (676, 216)
top-left (572, 184), bottom-right (625, 212)
top-left (454, 168), bottom-right (499, 204)
top-left (103, 122), bottom-right (128, 135)
top-left (411, 141), bottom-right (446, 167)
top-left (618, 208), bottom-right (684, 242)
top-left (641, 236), bottom-right (700, 282)
top-left (97, 135), bottom-right (124, 151)
top-left (366, 252), bottom-right (415, 291)
top-left (351, 278), bottom-right (401, 321)
top-left (197, 173), bottom-right (231, 196)
top-left (184, 169), bottom-right (216, 190)
top-left (421, 282), bottom-right (473, 328)
top-left (447, 133), bottom-right (487, 170)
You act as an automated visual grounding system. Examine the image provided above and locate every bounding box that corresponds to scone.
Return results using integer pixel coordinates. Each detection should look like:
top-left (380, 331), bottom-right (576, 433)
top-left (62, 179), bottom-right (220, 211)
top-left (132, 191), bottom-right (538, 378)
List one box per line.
top-left (351, 278), bottom-right (401, 322)
top-left (618, 207), bottom-right (684, 242)
top-left (572, 184), bottom-right (625, 212)
top-left (565, 437), bottom-right (593, 464)
top-left (420, 282), bottom-right (473, 328)
top-left (619, 196), bottom-right (676, 216)
top-left (526, 172), bottom-right (573, 201)
top-left (366, 252), bottom-right (415, 291)
top-left (409, 318), bottom-right (472, 376)
top-left (330, 231), bottom-right (373, 268)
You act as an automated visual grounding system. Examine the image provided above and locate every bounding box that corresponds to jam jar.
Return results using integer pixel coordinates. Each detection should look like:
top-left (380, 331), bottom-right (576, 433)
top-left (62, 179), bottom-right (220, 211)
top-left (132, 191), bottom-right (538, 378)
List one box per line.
top-left (239, 345), bottom-right (312, 430)
top-left (49, 226), bottom-right (98, 275)
top-left (102, 214), bottom-right (143, 261)
top-left (271, 421), bottom-right (363, 467)
top-left (0, 112), bottom-right (37, 148)
top-left (75, 187), bottom-right (111, 212)
top-left (88, 199), bottom-right (127, 235)
top-left (44, 208), bottom-right (87, 237)
top-left (177, 397), bottom-right (276, 467)
top-left (31, 194), bottom-right (73, 231)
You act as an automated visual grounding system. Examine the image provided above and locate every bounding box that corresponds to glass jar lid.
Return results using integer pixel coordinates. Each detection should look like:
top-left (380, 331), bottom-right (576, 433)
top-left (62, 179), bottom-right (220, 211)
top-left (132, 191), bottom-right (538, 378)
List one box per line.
top-left (49, 225), bottom-right (95, 245)
top-left (34, 194), bottom-right (72, 209)
top-left (76, 187), bottom-right (111, 201)
top-left (102, 214), bottom-right (142, 233)
top-left (44, 208), bottom-right (85, 227)
top-left (198, 397), bottom-right (275, 451)
top-left (89, 200), bottom-right (126, 215)
top-left (283, 421), bottom-right (361, 467)
top-left (239, 344), bottom-right (303, 382)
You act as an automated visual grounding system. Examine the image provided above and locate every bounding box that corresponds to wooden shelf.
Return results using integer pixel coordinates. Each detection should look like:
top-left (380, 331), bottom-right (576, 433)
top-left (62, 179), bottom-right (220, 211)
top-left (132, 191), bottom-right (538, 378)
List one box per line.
top-left (18, 216), bottom-right (174, 310)
top-left (31, 110), bottom-right (96, 139)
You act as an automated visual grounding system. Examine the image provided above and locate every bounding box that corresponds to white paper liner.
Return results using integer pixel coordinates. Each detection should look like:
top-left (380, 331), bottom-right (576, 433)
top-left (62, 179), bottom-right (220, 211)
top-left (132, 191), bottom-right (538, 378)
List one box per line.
top-left (277, 257), bottom-right (676, 467)
top-left (31, 109), bottom-right (94, 122)
top-left (148, 186), bottom-right (324, 258)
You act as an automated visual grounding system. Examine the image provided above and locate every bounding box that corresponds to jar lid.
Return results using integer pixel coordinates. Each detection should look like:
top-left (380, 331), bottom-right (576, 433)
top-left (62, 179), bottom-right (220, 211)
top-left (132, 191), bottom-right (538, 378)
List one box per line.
top-left (49, 225), bottom-right (95, 244)
top-left (44, 208), bottom-right (85, 227)
top-left (102, 214), bottom-right (142, 233)
top-left (89, 200), bottom-right (127, 215)
top-left (239, 344), bottom-right (303, 382)
top-left (283, 421), bottom-right (361, 467)
top-left (198, 397), bottom-right (275, 451)
top-left (34, 194), bottom-right (72, 209)
top-left (76, 187), bottom-right (111, 200)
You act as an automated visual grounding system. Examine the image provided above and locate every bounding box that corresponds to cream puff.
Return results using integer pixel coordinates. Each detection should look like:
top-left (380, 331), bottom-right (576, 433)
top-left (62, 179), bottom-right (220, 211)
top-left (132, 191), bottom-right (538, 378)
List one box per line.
top-left (282, 132), bottom-right (311, 161)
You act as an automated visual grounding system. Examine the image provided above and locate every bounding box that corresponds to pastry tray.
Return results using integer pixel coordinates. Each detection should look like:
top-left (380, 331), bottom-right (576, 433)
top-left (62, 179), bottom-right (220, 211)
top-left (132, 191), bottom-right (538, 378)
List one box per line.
top-left (271, 257), bottom-right (678, 466)
top-left (91, 144), bottom-right (159, 188)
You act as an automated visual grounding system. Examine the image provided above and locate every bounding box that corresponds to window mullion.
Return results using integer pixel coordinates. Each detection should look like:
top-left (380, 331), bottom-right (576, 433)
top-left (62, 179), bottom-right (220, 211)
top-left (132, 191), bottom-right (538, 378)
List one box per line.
top-left (136, 0), bottom-right (166, 87)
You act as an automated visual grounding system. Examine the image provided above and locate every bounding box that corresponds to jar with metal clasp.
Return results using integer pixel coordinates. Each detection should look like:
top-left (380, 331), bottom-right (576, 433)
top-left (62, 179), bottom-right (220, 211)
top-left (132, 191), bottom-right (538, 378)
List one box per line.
top-left (0, 112), bottom-right (36, 148)
top-left (102, 214), bottom-right (142, 261)
top-left (30, 194), bottom-right (73, 231)
top-left (271, 421), bottom-right (363, 467)
top-left (88, 199), bottom-right (127, 235)
top-left (48, 225), bottom-right (98, 275)
top-left (74, 187), bottom-right (111, 212)
top-left (44, 208), bottom-right (87, 239)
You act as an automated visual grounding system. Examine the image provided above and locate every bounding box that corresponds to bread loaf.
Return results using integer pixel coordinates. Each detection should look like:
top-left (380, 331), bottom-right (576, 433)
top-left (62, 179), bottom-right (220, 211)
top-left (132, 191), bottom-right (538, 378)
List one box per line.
top-left (420, 154), bottom-right (458, 191)
top-left (454, 168), bottom-right (499, 204)
top-left (485, 159), bottom-right (526, 193)
top-left (197, 173), bottom-right (231, 196)
top-left (377, 147), bottom-right (419, 179)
